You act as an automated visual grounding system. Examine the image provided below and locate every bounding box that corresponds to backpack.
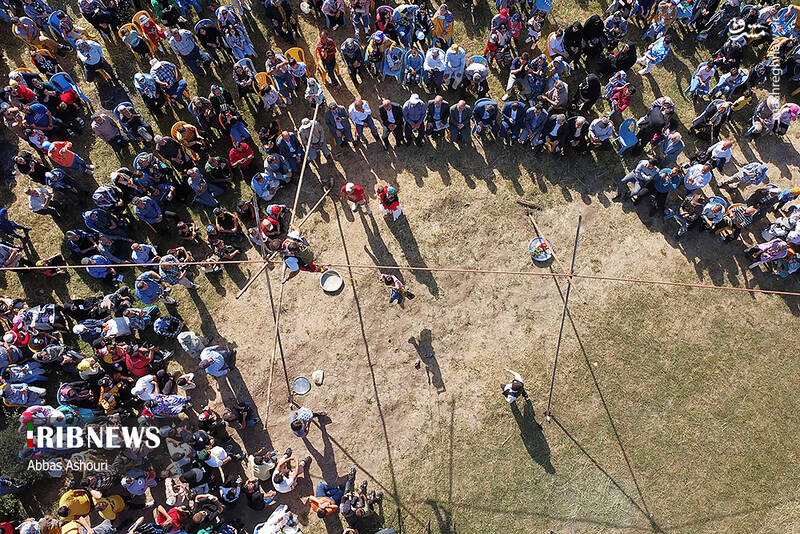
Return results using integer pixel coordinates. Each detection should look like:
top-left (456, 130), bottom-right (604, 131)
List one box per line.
top-left (293, 242), bottom-right (315, 265)
top-left (178, 331), bottom-right (205, 358)
top-left (285, 235), bottom-right (315, 265)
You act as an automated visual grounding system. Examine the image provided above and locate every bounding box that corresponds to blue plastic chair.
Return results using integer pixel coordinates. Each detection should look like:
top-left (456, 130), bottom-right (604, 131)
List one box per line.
top-left (772, 7), bottom-right (797, 38)
top-left (383, 46), bottom-right (405, 82)
top-left (133, 152), bottom-right (152, 171)
top-left (402, 48), bottom-right (424, 85)
top-left (194, 18), bottom-right (214, 34)
top-left (48, 11), bottom-right (78, 47)
top-left (467, 55), bottom-right (487, 67)
top-left (113, 102), bottom-right (136, 137)
top-left (50, 73), bottom-right (92, 107)
top-left (705, 196), bottom-right (728, 212)
top-left (614, 118), bottom-right (637, 154)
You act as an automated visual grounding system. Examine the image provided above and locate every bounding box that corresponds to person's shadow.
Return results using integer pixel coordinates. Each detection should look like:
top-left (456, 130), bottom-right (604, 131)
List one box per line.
top-left (510, 399), bottom-right (555, 474)
top-left (408, 328), bottom-right (445, 393)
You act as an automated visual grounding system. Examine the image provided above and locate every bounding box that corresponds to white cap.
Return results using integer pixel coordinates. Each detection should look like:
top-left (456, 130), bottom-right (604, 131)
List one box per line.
top-left (345, 182), bottom-right (355, 193)
top-left (3, 333), bottom-right (14, 343)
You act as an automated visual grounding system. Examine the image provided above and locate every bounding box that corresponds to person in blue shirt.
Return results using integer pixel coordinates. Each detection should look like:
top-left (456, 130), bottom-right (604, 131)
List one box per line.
top-left (65, 229), bottom-right (98, 259)
top-left (199, 345), bottom-right (235, 377)
top-left (81, 254), bottom-right (115, 280)
top-left (135, 271), bottom-right (176, 305)
top-left (632, 166), bottom-right (684, 217)
top-left (23, 102), bottom-right (73, 138)
top-left (83, 208), bottom-right (128, 237)
top-left (132, 196), bottom-right (163, 224)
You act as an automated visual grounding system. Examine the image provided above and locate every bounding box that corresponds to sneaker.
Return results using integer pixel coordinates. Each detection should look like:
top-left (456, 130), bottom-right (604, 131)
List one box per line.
top-left (349, 467), bottom-right (356, 477)
top-left (284, 447), bottom-right (292, 457)
top-left (359, 480), bottom-right (368, 493)
top-left (87, 164), bottom-right (95, 169)
top-left (162, 296), bottom-right (176, 304)
top-left (302, 455), bottom-right (312, 467)
top-left (365, 206), bottom-right (372, 215)
top-left (332, 24), bottom-right (339, 30)
top-left (315, 411), bottom-right (327, 417)
top-left (375, 492), bottom-right (383, 503)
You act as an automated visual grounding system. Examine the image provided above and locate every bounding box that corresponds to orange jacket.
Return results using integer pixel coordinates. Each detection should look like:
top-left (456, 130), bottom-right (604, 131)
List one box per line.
top-left (308, 496), bottom-right (338, 516)
top-left (48, 141), bottom-right (76, 167)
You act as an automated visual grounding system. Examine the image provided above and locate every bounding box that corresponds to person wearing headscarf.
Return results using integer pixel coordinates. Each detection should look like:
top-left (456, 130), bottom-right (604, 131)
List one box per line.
top-left (571, 73), bottom-right (601, 113)
top-left (562, 21), bottom-right (583, 63)
top-left (581, 14), bottom-right (606, 60)
top-left (599, 41), bottom-right (636, 75)
top-left (432, 4), bottom-right (455, 47)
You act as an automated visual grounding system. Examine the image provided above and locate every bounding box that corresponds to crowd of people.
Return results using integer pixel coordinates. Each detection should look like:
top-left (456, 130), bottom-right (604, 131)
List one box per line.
top-left (1, 0), bottom-right (800, 531)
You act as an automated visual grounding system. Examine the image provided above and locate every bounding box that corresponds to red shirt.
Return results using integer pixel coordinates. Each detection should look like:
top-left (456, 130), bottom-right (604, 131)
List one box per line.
top-left (16, 85), bottom-right (35, 103)
top-left (341, 184), bottom-right (365, 202)
top-left (60, 89), bottom-right (79, 106)
top-left (229, 143), bottom-right (254, 168)
top-left (377, 186), bottom-right (399, 210)
top-left (316, 38), bottom-right (337, 61)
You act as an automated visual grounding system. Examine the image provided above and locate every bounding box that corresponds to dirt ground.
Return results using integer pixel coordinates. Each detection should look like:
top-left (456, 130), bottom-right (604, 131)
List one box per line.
top-left (192, 126), bottom-right (800, 534)
top-left (2, 0), bottom-right (800, 532)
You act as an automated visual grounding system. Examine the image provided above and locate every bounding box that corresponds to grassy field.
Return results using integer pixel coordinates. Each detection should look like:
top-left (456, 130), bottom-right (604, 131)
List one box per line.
top-left (2, 0), bottom-right (800, 532)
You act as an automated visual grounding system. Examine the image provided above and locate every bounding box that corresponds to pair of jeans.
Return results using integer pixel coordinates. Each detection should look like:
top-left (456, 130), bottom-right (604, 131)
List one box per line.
top-left (322, 58), bottom-right (339, 85)
top-left (708, 82), bottom-right (734, 99)
top-left (389, 288), bottom-right (404, 304)
top-left (423, 69), bottom-right (444, 88)
top-left (353, 116), bottom-right (378, 141)
top-left (273, 72), bottom-right (295, 97)
top-left (307, 143), bottom-right (331, 160)
top-left (316, 482), bottom-right (344, 504)
top-left (685, 76), bottom-right (710, 95)
top-left (84, 59), bottom-right (114, 83)
top-left (450, 124), bottom-right (470, 142)
top-left (180, 47), bottom-right (211, 74)
top-left (69, 154), bottom-right (90, 173)
top-left (167, 80), bottom-right (189, 105)
top-left (616, 173), bottom-right (644, 197)
top-left (353, 12), bottom-right (369, 32)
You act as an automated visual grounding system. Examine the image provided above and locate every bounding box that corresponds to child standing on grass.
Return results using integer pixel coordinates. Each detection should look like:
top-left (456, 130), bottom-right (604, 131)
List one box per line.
top-left (381, 274), bottom-right (414, 305)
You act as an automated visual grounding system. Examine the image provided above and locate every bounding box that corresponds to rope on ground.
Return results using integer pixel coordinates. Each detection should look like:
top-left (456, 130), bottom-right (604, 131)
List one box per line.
top-left (5, 258), bottom-right (800, 298)
top-left (264, 101), bottom-right (321, 422)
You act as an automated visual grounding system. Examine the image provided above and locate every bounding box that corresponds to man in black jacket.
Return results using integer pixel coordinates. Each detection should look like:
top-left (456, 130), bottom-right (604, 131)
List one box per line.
top-left (448, 100), bottom-right (472, 143)
top-left (378, 98), bottom-right (405, 150)
top-left (426, 95), bottom-right (449, 140)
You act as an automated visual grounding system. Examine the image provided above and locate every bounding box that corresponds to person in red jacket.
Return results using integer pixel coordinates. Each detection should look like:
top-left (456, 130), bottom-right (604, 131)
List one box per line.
top-left (228, 139), bottom-right (254, 176)
top-left (315, 31), bottom-right (340, 86)
top-left (340, 182), bottom-right (371, 214)
top-left (375, 185), bottom-right (402, 221)
top-left (42, 141), bottom-right (94, 174)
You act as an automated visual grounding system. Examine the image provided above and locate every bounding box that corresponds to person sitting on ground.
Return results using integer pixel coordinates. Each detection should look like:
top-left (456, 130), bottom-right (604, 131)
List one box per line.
top-left (272, 449), bottom-right (312, 494)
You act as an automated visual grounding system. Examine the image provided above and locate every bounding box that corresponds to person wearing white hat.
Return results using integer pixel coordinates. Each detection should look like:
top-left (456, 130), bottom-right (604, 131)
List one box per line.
top-left (402, 94), bottom-right (427, 146)
top-left (423, 47), bottom-right (446, 91)
top-left (340, 182), bottom-right (371, 214)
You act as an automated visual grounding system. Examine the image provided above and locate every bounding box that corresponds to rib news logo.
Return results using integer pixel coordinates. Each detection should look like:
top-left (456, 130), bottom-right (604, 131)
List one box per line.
top-left (27, 425), bottom-right (161, 450)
